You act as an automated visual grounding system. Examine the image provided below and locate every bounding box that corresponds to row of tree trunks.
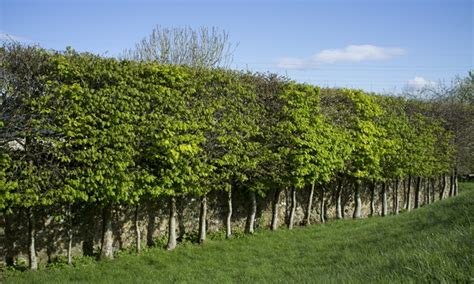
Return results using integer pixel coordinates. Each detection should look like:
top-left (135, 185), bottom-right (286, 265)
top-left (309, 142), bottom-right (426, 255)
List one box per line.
top-left (21, 173), bottom-right (460, 269)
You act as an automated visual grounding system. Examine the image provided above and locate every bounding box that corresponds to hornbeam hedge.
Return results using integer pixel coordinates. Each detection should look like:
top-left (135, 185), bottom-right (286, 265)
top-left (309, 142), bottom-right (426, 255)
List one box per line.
top-left (0, 45), bottom-right (466, 270)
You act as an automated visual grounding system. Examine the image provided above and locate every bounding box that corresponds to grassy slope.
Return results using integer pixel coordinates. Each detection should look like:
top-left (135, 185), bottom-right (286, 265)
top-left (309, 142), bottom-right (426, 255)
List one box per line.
top-left (5, 183), bottom-right (474, 283)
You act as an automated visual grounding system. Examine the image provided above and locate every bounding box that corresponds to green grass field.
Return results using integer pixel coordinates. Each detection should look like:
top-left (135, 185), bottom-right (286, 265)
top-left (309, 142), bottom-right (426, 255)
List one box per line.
top-left (4, 183), bottom-right (474, 283)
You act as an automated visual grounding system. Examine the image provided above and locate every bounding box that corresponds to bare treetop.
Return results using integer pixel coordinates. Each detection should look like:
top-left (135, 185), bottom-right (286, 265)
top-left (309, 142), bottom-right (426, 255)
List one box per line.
top-left (123, 26), bottom-right (237, 68)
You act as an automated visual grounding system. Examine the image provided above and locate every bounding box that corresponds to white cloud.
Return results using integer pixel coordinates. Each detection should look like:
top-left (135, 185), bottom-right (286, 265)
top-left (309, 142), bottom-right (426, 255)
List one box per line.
top-left (277, 44), bottom-right (405, 69)
top-left (406, 76), bottom-right (435, 90)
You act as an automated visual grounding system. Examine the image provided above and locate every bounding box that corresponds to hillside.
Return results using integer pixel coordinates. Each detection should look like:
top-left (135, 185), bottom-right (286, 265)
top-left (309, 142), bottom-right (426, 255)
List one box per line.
top-left (4, 183), bottom-right (473, 283)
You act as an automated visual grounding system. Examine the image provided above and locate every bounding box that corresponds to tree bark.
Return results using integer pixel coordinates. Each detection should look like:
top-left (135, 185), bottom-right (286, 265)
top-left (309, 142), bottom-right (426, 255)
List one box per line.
top-left (369, 181), bottom-right (376, 217)
top-left (100, 205), bottom-right (114, 260)
top-left (271, 188), bottom-right (281, 231)
top-left (454, 171), bottom-right (458, 196)
top-left (4, 212), bottom-right (14, 266)
top-left (135, 205), bottom-right (141, 253)
top-left (305, 182), bottom-right (315, 225)
top-left (406, 175), bottom-right (412, 211)
top-left (198, 195), bottom-right (207, 244)
top-left (353, 182), bottom-right (362, 219)
top-left (415, 177), bottom-right (421, 209)
top-left (166, 196), bottom-right (177, 250)
top-left (439, 174), bottom-right (447, 200)
top-left (381, 182), bottom-right (388, 216)
top-left (394, 178), bottom-right (399, 215)
top-left (28, 208), bottom-right (38, 270)
top-left (288, 188), bottom-right (296, 229)
top-left (245, 191), bottom-right (257, 234)
top-left (319, 187), bottom-right (326, 223)
top-left (67, 205), bottom-right (73, 264)
top-left (226, 187), bottom-right (232, 238)
top-left (336, 180), bottom-right (343, 219)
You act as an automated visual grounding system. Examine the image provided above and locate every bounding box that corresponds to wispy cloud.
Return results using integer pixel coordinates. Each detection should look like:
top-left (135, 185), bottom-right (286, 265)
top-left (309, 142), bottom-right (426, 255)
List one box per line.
top-left (0, 31), bottom-right (30, 43)
top-left (277, 44), bottom-right (405, 69)
top-left (406, 76), bottom-right (435, 90)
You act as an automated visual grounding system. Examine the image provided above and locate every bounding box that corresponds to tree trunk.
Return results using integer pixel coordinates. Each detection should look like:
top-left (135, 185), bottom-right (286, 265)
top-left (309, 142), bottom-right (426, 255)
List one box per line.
top-left (353, 182), bottom-right (362, 219)
top-left (245, 191), bottom-right (257, 234)
top-left (288, 188), bottom-right (297, 229)
top-left (305, 182), bottom-right (315, 225)
top-left (319, 187), bottom-right (326, 223)
top-left (82, 205), bottom-right (95, 256)
top-left (67, 205), bottom-right (73, 264)
top-left (381, 182), bottom-right (388, 216)
top-left (226, 187), bottom-right (232, 238)
top-left (336, 180), bottom-right (343, 219)
top-left (415, 177), bottom-right (421, 208)
top-left (198, 195), bottom-right (207, 244)
top-left (425, 179), bottom-right (430, 205)
top-left (166, 196), bottom-right (177, 250)
top-left (454, 171), bottom-right (458, 196)
top-left (28, 209), bottom-right (38, 270)
top-left (394, 178), bottom-right (399, 215)
top-left (100, 205), bottom-right (114, 260)
top-left (406, 175), bottom-right (412, 211)
top-left (439, 174), bottom-right (447, 200)
top-left (135, 205), bottom-right (141, 253)
top-left (271, 188), bottom-right (281, 231)
top-left (369, 181), bottom-right (376, 217)
top-left (4, 212), bottom-right (14, 266)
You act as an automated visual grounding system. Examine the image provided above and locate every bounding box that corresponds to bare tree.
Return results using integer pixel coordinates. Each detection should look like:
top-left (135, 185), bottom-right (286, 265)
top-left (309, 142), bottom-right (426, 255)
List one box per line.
top-left (123, 26), bottom-right (237, 68)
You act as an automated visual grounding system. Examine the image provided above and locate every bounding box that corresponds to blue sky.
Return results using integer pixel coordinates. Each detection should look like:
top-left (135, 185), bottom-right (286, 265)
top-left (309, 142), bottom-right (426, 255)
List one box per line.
top-left (1, 0), bottom-right (472, 93)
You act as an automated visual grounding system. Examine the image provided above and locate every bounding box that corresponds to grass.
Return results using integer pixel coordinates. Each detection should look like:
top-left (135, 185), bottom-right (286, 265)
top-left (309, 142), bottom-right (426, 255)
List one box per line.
top-left (4, 183), bottom-right (474, 283)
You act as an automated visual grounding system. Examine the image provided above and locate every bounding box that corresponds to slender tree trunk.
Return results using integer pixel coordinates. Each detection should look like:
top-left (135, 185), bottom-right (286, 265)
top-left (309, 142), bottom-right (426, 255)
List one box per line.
top-left (353, 182), bottom-right (362, 219)
top-left (5, 212), bottom-right (14, 266)
top-left (394, 178), bottom-right (399, 215)
top-left (67, 227), bottom-right (73, 264)
top-left (67, 205), bottom-right (73, 264)
top-left (100, 205), bottom-right (114, 260)
top-left (288, 188), bottom-right (297, 229)
top-left (82, 205), bottom-right (95, 256)
top-left (319, 187), bottom-right (326, 223)
top-left (439, 174), bottom-right (447, 200)
top-left (28, 208), bottom-right (38, 270)
top-left (381, 182), bottom-right (388, 216)
top-left (415, 177), bottom-right (421, 209)
top-left (454, 171), bottom-right (458, 196)
top-left (246, 191), bottom-right (257, 234)
top-left (226, 187), bottom-right (232, 238)
top-left (336, 180), bottom-right (343, 219)
top-left (271, 188), bottom-right (281, 231)
top-left (134, 205), bottom-right (141, 253)
top-left (402, 178), bottom-right (407, 209)
top-left (369, 181), bottom-right (376, 217)
top-left (198, 195), bottom-right (207, 244)
top-left (425, 179), bottom-right (430, 205)
top-left (166, 196), bottom-right (177, 250)
top-left (406, 175), bottom-right (412, 211)
top-left (305, 182), bottom-right (315, 225)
